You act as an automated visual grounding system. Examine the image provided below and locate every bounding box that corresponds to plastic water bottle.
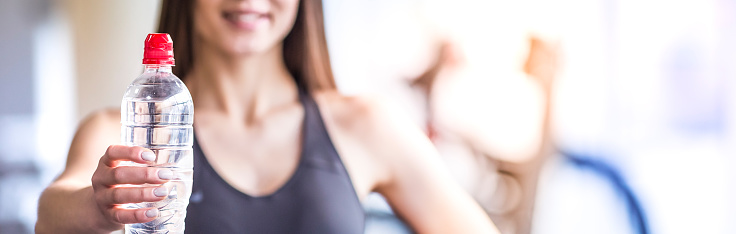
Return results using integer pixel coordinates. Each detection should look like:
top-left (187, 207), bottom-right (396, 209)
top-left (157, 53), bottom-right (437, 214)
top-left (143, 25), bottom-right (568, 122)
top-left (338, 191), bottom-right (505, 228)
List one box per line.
top-left (120, 33), bottom-right (193, 234)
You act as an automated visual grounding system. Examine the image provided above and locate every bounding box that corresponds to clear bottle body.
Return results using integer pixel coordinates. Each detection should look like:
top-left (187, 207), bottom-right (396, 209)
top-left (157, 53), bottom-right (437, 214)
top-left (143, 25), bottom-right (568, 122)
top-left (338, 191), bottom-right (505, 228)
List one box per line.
top-left (120, 65), bottom-right (193, 234)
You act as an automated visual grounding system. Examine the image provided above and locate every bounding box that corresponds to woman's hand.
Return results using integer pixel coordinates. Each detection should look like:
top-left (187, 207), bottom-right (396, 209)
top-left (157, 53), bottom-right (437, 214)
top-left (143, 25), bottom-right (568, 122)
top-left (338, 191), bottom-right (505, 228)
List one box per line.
top-left (90, 145), bottom-right (172, 227)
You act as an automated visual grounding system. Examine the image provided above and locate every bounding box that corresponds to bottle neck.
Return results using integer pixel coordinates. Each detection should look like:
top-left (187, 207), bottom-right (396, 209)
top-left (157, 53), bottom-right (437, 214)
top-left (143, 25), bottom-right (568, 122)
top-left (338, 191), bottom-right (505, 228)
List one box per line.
top-left (143, 64), bottom-right (173, 73)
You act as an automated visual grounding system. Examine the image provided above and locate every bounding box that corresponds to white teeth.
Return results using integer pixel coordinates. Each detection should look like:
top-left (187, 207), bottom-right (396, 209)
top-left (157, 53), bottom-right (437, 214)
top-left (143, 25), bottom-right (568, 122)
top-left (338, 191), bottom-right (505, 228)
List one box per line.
top-left (236, 13), bottom-right (260, 23)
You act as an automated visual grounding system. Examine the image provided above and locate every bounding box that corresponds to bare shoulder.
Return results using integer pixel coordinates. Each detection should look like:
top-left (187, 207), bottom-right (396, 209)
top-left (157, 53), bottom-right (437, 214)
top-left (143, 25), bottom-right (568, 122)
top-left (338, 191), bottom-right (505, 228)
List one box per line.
top-left (312, 90), bottom-right (439, 165)
top-left (312, 90), bottom-right (436, 192)
top-left (311, 90), bottom-right (410, 129)
top-left (83, 108), bottom-right (121, 128)
top-left (312, 90), bottom-right (406, 142)
top-left (314, 91), bottom-right (439, 162)
top-left (58, 108), bottom-right (121, 182)
top-left (75, 108), bottom-right (120, 143)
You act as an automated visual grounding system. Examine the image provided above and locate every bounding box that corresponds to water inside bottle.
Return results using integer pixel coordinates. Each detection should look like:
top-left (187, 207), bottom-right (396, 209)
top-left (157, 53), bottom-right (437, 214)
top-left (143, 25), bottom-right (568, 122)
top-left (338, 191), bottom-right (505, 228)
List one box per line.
top-left (121, 70), bottom-right (193, 234)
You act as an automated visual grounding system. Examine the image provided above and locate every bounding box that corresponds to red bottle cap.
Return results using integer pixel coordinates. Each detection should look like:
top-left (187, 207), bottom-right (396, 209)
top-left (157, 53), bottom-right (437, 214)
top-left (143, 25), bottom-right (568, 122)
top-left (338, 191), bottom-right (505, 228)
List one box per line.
top-left (142, 33), bottom-right (175, 65)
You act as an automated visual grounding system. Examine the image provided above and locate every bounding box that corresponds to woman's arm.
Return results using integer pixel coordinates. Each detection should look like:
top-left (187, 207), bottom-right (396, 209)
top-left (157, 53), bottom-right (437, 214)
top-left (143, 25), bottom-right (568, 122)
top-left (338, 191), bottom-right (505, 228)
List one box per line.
top-left (319, 94), bottom-right (499, 233)
top-left (37, 110), bottom-right (120, 233)
top-left (373, 102), bottom-right (498, 233)
top-left (36, 110), bottom-right (166, 233)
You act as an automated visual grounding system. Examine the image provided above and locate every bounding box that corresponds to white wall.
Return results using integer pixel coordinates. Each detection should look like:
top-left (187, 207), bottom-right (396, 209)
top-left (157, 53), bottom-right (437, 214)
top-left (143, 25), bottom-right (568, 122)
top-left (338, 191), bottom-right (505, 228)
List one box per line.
top-left (65, 0), bottom-right (162, 121)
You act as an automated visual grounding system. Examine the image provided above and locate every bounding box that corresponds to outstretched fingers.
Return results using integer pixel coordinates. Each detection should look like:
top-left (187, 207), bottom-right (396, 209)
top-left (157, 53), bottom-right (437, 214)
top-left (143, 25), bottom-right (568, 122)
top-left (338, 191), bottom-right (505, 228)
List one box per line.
top-left (108, 206), bottom-right (159, 224)
top-left (101, 145), bottom-right (156, 167)
top-left (99, 186), bottom-right (169, 205)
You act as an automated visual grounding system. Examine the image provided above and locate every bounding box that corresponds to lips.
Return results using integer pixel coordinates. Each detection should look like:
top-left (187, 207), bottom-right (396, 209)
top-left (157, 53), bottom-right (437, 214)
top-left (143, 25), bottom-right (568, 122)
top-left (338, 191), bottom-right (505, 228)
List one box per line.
top-left (223, 11), bottom-right (268, 30)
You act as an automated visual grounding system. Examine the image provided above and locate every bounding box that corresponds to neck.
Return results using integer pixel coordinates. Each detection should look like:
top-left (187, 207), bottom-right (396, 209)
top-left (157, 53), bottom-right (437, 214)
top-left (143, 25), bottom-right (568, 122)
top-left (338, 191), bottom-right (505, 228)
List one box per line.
top-left (186, 43), bottom-right (298, 124)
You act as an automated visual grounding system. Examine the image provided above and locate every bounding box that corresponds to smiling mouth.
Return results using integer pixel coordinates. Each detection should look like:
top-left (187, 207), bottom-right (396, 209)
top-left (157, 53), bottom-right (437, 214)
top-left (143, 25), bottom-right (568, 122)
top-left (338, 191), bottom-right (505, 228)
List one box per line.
top-left (223, 11), bottom-right (268, 30)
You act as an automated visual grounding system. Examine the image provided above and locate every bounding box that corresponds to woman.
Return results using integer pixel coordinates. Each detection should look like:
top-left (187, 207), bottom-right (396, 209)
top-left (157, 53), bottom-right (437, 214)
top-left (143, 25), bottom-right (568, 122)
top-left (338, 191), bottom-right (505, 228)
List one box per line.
top-left (35, 0), bottom-right (497, 233)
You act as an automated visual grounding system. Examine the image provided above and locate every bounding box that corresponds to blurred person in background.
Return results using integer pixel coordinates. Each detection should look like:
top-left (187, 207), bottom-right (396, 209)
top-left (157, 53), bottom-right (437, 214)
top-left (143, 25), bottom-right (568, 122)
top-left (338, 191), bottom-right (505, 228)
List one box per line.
top-left (408, 36), bottom-right (558, 234)
top-left (336, 1), bottom-right (561, 233)
top-left (35, 0), bottom-right (498, 233)
top-left (400, 2), bottom-right (650, 233)
top-left (406, 18), bottom-right (646, 234)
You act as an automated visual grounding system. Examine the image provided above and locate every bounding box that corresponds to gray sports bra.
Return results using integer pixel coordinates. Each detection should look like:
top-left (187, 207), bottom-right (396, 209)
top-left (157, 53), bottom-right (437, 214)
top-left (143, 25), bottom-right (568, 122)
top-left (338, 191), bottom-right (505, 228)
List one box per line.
top-left (185, 89), bottom-right (365, 233)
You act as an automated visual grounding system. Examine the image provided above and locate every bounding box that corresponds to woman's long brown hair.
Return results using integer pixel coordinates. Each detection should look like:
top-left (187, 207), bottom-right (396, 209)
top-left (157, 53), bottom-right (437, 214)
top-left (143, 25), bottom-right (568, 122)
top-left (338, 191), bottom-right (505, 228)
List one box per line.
top-left (157, 0), bottom-right (337, 93)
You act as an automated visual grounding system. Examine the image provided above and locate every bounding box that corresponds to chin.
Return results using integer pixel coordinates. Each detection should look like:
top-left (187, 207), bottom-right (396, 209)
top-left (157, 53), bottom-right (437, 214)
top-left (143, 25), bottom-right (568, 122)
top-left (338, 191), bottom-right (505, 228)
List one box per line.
top-left (225, 37), bottom-right (278, 56)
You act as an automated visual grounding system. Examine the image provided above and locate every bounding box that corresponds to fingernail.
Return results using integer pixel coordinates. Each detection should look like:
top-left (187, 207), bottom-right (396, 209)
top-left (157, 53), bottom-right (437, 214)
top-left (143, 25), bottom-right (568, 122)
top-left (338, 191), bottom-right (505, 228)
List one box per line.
top-left (158, 169), bottom-right (174, 180)
top-left (153, 187), bottom-right (168, 197)
top-left (141, 151), bottom-right (156, 162)
top-left (145, 209), bottom-right (158, 218)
